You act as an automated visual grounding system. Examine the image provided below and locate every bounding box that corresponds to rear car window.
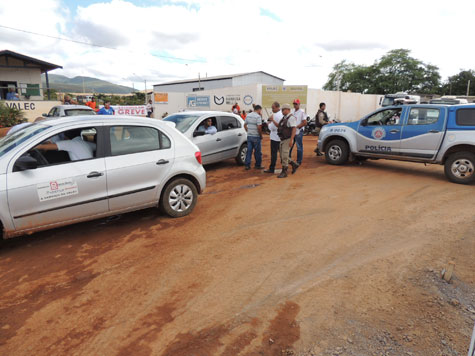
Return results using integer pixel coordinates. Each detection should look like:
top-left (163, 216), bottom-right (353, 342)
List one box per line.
top-left (456, 109), bottom-right (475, 126)
top-left (220, 116), bottom-right (240, 130)
top-left (110, 126), bottom-right (170, 156)
top-left (407, 108), bottom-right (440, 125)
top-left (65, 109), bottom-right (96, 116)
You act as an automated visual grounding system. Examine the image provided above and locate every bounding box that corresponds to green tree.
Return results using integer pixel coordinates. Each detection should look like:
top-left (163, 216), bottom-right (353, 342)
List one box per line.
top-left (323, 49), bottom-right (441, 94)
top-left (440, 70), bottom-right (475, 96)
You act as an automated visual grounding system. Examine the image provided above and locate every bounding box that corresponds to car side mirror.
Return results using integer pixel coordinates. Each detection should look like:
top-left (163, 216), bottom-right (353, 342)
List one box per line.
top-left (14, 156), bottom-right (38, 172)
top-left (193, 131), bottom-right (205, 137)
top-left (360, 119), bottom-right (368, 126)
top-left (42, 113), bottom-right (48, 117)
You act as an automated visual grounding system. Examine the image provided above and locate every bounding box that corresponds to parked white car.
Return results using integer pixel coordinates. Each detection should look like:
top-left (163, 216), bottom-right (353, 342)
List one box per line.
top-left (0, 116), bottom-right (206, 239)
top-left (43, 105), bottom-right (96, 118)
top-left (164, 111), bottom-right (247, 165)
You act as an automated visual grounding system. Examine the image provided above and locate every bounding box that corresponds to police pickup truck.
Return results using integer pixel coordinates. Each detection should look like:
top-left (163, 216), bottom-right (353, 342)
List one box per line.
top-left (318, 104), bottom-right (475, 184)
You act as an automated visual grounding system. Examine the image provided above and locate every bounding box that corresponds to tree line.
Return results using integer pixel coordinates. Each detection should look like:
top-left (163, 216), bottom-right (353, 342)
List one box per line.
top-left (323, 49), bottom-right (474, 96)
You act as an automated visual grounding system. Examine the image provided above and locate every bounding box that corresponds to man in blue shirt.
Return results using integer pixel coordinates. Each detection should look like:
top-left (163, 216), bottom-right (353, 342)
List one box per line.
top-left (97, 101), bottom-right (115, 115)
top-left (6, 88), bottom-right (17, 100)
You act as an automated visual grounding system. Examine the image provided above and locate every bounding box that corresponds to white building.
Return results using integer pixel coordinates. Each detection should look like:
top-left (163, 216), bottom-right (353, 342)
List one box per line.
top-left (153, 71), bottom-right (285, 93)
top-left (0, 50), bottom-right (62, 100)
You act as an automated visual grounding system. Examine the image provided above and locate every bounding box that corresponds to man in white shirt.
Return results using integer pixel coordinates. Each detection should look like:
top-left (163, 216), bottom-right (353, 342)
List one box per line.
top-left (35, 129), bottom-right (96, 161)
top-left (264, 101), bottom-right (283, 174)
top-left (290, 99), bottom-right (307, 166)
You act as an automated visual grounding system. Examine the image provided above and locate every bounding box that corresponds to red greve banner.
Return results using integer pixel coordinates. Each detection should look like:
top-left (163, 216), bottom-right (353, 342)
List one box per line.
top-left (111, 105), bottom-right (147, 116)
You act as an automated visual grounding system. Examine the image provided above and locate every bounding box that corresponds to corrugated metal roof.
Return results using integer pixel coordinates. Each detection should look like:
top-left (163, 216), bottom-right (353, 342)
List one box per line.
top-left (154, 71), bottom-right (285, 86)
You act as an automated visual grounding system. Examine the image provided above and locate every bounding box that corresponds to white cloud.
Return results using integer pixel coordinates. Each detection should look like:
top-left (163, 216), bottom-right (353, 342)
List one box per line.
top-left (0, 0), bottom-right (474, 90)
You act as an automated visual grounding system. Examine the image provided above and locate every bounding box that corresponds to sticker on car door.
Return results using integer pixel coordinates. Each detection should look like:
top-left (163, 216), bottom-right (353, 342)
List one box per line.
top-left (37, 178), bottom-right (79, 202)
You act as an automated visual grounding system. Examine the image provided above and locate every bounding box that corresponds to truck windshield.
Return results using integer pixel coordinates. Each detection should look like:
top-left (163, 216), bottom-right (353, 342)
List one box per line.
top-left (164, 114), bottom-right (202, 133)
top-left (0, 124), bottom-right (50, 158)
top-left (381, 97), bottom-right (395, 106)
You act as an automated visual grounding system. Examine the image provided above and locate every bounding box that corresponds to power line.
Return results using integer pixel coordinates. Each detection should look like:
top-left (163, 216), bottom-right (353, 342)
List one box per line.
top-left (0, 24), bottom-right (205, 63)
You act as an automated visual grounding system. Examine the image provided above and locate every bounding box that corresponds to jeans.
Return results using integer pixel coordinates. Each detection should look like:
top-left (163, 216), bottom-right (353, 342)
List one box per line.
top-left (245, 136), bottom-right (262, 167)
top-left (269, 139), bottom-right (280, 171)
top-left (290, 131), bottom-right (304, 164)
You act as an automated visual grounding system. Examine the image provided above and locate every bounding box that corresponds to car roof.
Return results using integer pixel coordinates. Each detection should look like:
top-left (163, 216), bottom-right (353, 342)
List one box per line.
top-left (54, 105), bottom-right (95, 110)
top-left (384, 104), bottom-right (475, 109)
top-left (42, 115), bottom-right (169, 126)
top-left (171, 111), bottom-right (240, 116)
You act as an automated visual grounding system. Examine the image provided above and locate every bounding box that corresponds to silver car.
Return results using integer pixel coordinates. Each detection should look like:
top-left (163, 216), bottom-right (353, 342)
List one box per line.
top-left (43, 105), bottom-right (96, 118)
top-left (0, 116), bottom-right (206, 239)
top-left (164, 111), bottom-right (247, 165)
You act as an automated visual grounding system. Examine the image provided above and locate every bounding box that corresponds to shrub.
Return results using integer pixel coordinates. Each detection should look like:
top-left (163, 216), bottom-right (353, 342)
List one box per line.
top-left (0, 101), bottom-right (25, 128)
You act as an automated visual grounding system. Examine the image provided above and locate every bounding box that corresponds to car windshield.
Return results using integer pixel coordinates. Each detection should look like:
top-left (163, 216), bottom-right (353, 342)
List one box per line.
top-left (0, 124), bottom-right (50, 158)
top-left (164, 114), bottom-right (202, 133)
top-left (65, 109), bottom-right (96, 116)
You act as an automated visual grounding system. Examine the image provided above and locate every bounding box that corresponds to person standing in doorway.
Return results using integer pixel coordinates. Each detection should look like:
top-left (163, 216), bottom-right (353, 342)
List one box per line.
top-left (97, 101), bottom-right (115, 115)
top-left (264, 101), bottom-right (283, 174)
top-left (290, 99), bottom-right (307, 166)
top-left (244, 104), bottom-right (263, 170)
top-left (268, 104), bottom-right (298, 178)
top-left (314, 102), bottom-right (331, 156)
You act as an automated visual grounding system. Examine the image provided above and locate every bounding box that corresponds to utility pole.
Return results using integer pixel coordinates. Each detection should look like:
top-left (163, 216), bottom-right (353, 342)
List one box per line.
top-left (467, 80), bottom-right (471, 97)
top-left (198, 73), bottom-right (201, 91)
top-left (144, 79), bottom-right (147, 104)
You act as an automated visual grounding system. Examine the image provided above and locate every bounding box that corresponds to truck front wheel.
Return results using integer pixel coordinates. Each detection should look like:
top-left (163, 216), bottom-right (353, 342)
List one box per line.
top-left (444, 151), bottom-right (475, 184)
top-left (325, 139), bottom-right (349, 165)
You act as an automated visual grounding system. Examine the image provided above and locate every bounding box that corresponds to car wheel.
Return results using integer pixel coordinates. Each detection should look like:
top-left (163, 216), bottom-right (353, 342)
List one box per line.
top-left (444, 151), bottom-right (475, 184)
top-left (325, 139), bottom-right (349, 165)
top-left (160, 178), bottom-right (198, 218)
top-left (235, 143), bottom-right (247, 165)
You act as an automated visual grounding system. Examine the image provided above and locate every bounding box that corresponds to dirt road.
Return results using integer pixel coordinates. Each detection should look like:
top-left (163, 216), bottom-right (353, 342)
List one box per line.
top-left (1, 136), bottom-right (474, 356)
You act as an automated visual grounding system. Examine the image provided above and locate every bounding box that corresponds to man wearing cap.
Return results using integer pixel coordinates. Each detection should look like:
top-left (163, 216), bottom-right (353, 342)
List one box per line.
top-left (264, 101), bottom-right (283, 174)
top-left (268, 103), bottom-right (298, 178)
top-left (290, 99), bottom-right (307, 166)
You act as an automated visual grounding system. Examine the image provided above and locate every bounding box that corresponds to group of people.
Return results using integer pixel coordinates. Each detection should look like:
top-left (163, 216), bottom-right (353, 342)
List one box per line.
top-left (63, 95), bottom-right (115, 115)
top-left (243, 100), bottom-right (331, 178)
top-left (71, 95), bottom-right (154, 117)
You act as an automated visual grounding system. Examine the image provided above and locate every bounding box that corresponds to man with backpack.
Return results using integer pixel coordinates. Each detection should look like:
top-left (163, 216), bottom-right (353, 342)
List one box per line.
top-left (268, 103), bottom-right (298, 178)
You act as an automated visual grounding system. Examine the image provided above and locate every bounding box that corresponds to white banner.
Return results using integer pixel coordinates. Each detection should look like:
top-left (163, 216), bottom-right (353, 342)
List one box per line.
top-left (110, 105), bottom-right (147, 116)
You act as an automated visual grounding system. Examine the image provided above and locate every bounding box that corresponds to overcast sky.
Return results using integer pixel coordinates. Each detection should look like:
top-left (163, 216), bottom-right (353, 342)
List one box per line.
top-left (1, 0), bottom-right (474, 90)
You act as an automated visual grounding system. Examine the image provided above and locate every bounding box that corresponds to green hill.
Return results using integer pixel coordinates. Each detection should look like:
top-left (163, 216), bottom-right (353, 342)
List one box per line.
top-left (41, 74), bottom-right (135, 94)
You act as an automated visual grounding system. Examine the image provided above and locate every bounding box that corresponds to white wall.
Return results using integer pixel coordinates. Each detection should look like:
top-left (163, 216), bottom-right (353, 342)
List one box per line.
top-left (3, 100), bottom-right (61, 121)
top-left (153, 85), bottom-right (383, 122)
top-left (153, 78), bottom-right (233, 93)
top-left (0, 67), bottom-right (43, 100)
top-left (307, 89), bottom-right (383, 122)
top-left (153, 84), bottom-right (261, 119)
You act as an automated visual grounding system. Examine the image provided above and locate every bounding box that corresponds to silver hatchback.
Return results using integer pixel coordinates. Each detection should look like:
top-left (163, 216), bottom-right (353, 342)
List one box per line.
top-left (0, 116), bottom-right (206, 239)
top-left (164, 111), bottom-right (248, 165)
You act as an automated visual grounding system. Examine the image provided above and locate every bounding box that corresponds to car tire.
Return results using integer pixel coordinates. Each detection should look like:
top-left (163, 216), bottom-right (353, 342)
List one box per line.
top-left (160, 178), bottom-right (198, 218)
top-left (444, 151), bottom-right (475, 184)
top-left (325, 139), bottom-right (349, 165)
top-left (235, 143), bottom-right (247, 165)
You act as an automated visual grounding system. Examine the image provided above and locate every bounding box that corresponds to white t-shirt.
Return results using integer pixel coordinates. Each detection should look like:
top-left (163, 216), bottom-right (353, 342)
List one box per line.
top-left (268, 110), bottom-right (283, 142)
top-left (56, 136), bottom-right (96, 161)
top-left (292, 108), bottom-right (307, 135)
